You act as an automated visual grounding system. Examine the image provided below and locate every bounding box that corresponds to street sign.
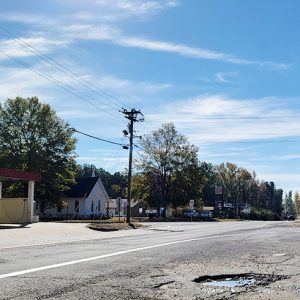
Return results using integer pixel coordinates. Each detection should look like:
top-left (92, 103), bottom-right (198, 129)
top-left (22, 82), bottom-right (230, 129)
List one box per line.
top-left (145, 209), bottom-right (157, 214)
top-left (215, 186), bottom-right (223, 195)
top-left (214, 201), bottom-right (222, 210)
top-left (189, 199), bottom-right (194, 208)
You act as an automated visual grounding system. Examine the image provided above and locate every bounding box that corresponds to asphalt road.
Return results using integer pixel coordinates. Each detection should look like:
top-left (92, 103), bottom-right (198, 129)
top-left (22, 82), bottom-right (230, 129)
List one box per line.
top-left (0, 221), bottom-right (300, 299)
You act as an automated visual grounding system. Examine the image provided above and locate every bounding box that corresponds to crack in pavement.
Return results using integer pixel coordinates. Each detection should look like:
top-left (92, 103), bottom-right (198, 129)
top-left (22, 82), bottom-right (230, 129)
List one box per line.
top-left (153, 280), bottom-right (175, 289)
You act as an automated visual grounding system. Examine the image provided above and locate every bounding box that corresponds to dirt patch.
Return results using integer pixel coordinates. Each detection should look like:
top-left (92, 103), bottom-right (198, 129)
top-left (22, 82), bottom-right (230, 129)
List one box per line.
top-left (88, 222), bottom-right (144, 231)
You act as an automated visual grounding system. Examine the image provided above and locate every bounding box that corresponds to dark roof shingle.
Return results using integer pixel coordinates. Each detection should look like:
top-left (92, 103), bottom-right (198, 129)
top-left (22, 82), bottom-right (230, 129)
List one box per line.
top-left (66, 177), bottom-right (98, 198)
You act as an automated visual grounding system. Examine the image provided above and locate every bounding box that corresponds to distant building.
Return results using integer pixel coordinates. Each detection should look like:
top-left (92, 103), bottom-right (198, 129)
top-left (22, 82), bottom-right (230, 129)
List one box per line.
top-left (43, 177), bottom-right (109, 218)
top-left (105, 198), bottom-right (150, 218)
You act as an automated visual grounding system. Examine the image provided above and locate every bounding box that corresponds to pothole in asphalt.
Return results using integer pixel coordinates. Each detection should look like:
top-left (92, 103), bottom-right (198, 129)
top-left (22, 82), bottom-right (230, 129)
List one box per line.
top-left (193, 273), bottom-right (289, 288)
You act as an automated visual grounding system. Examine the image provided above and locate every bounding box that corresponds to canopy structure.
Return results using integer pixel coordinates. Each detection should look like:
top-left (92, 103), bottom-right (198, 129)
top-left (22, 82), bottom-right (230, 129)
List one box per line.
top-left (0, 168), bottom-right (41, 224)
top-left (0, 168), bottom-right (41, 181)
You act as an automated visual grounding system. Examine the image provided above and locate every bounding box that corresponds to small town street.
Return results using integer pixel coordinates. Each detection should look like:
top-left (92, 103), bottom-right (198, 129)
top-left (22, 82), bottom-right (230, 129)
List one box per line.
top-left (0, 221), bottom-right (300, 299)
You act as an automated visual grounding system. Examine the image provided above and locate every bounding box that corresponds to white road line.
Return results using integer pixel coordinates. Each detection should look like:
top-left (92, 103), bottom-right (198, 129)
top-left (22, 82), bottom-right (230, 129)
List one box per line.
top-left (0, 223), bottom-right (279, 251)
top-left (0, 232), bottom-right (251, 279)
top-left (0, 232), bottom-right (156, 250)
top-left (0, 225), bottom-right (247, 250)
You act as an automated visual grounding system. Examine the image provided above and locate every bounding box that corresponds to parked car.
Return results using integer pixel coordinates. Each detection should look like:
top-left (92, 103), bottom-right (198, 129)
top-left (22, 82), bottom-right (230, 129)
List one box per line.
top-left (200, 211), bottom-right (213, 218)
top-left (183, 210), bottom-right (199, 218)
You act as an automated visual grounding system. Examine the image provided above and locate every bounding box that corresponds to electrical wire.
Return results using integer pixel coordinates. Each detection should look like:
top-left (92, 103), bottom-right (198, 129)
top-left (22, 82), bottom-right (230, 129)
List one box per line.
top-left (0, 48), bottom-right (123, 121)
top-left (0, 27), bottom-right (131, 111)
top-left (0, 28), bottom-right (161, 133)
top-left (71, 128), bottom-right (128, 147)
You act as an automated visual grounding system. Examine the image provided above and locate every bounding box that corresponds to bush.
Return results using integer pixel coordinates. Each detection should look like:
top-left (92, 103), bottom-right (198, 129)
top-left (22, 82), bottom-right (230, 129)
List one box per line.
top-left (242, 207), bottom-right (281, 221)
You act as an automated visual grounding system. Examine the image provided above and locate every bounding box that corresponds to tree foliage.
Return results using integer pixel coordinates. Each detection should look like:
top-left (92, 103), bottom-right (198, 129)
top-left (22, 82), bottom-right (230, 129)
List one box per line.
top-left (283, 191), bottom-right (296, 217)
top-left (0, 97), bottom-right (77, 208)
top-left (133, 123), bottom-right (210, 209)
top-left (131, 123), bottom-right (284, 219)
top-left (295, 191), bottom-right (300, 216)
top-left (76, 164), bottom-right (127, 198)
top-left (211, 162), bottom-right (283, 217)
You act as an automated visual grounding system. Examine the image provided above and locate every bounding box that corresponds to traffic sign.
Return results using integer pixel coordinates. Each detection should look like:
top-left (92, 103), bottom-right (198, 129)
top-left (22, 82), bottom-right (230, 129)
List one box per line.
top-left (215, 186), bottom-right (223, 195)
top-left (189, 199), bottom-right (194, 208)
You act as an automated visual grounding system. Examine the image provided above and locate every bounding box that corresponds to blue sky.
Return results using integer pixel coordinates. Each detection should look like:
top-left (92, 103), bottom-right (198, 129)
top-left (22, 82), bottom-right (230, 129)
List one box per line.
top-left (0, 0), bottom-right (300, 193)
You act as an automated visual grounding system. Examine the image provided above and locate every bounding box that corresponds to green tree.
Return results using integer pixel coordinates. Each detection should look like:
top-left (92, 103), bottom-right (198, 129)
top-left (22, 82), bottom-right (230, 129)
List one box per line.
top-left (200, 162), bottom-right (217, 207)
top-left (273, 188), bottom-right (283, 217)
top-left (0, 96), bottom-right (77, 208)
top-left (76, 164), bottom-right (127, 198)
top-left (295, 191), bottom-right (300, 217)
top-left (214, 163), bottom-right (282, 218)
top-left (134, 123), bottom-right (204, 210)
top-left (283, 191), bottom-right (296, 218)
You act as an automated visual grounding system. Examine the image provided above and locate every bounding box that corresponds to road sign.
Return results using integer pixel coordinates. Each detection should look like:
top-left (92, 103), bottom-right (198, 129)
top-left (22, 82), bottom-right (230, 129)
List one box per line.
top-left (214, 201), bottom-right (222, 210)
top-left (145, 209), bottom-right (157, 214)
top-left (215, 186), bottom-right (222, 195)
top-left (189, 199), bottom-right (194, 208)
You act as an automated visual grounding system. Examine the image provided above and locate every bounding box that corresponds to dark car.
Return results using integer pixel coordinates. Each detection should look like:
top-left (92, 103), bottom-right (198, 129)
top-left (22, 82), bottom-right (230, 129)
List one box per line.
top-left (183, 210), bottom-right (199, 218)
top-left (200, 211), bottom-right (213, 218)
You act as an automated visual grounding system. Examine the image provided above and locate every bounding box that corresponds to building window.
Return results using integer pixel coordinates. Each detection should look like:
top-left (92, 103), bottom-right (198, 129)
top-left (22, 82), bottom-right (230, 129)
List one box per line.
top-left (57, 206), bottom-right (62, 213)
top-left (98, 200), bottom-right (101, 212)
top-left (91, 201), bottom-right (94, 212)
top-left (75, 200), bottom-right (79, 213)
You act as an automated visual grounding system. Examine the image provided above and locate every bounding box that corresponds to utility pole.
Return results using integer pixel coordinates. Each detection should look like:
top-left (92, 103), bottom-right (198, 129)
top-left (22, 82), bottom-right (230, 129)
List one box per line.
top-left (121, 109), bottom-right (144, 223)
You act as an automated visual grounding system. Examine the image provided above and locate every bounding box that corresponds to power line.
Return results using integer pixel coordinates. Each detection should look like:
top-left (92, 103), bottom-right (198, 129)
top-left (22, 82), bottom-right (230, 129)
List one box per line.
top-left (0, 48), bottom-right (122, 120)
top-left (0, 27), bottom-right (131, 111)
top-left (71, 128), bottom-right (128, 148)
top-left (0, 28), bottom-right (162, 135)
top-left (0, 28), bottom-right (162, 134)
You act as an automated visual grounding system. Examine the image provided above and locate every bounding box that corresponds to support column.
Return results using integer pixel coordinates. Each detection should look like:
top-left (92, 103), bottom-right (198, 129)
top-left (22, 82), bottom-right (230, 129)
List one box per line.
top-left (0, 182), bottom-right (2, 199)
top-left (27, 181), bottom-right (35, 223)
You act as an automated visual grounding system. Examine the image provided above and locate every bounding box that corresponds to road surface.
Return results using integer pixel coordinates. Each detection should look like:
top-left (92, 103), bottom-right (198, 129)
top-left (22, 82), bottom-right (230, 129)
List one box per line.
top-left (0, 221), bottom-right (299, 299)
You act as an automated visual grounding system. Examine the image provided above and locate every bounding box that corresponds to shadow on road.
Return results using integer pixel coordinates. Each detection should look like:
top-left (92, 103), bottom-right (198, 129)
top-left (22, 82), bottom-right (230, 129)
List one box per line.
top-left (0, 224), bottom-right (30, 230)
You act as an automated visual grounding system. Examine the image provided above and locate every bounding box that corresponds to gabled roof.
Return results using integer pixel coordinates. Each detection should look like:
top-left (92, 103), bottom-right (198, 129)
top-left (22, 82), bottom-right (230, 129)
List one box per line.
top-left (66, 177), bottom-right (99, 198)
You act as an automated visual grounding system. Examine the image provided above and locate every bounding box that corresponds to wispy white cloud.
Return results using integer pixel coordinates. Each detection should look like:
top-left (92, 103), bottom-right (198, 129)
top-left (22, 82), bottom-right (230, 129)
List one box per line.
top-left (0, 37), bottom-right (67, 60)
top-left (147, 95), bottom-right (300, 143)
top-left (271, 154), bottom-right (300, 160)
top-left (0, 62), bottom-right (172, 113)
top-left (0, 66), bottom-right (56, 101)
top-left (215, 71), bottom-right (239, 83)
top-left (0, 5), bottom-right (289, 69)
top-left (0, 0), bottom-right (179, 25)
top-left (96, 0), bottom-right (179, 16)
top-left (258, 172), bottom-right (300, 185)
top-left (116, 36), bottom-right (245, 63)
top-left (55, 21), bottom-right (288, 68)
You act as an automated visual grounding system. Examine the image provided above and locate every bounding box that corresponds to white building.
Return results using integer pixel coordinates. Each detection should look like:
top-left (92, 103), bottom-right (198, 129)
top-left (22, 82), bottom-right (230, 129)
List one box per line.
top-left (105, 198), bottom-right (127, 217)
top-left (43, 177), bottom-right (109, 218)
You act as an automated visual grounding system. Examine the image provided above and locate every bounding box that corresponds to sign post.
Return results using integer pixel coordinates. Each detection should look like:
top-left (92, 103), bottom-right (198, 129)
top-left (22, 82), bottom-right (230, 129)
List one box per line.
top-left (214, 186), bottom-right (223, 211)
top-left (117, 197), bottom-right (122, 223)
top-left (189, 199), bottom-right (194, 221)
